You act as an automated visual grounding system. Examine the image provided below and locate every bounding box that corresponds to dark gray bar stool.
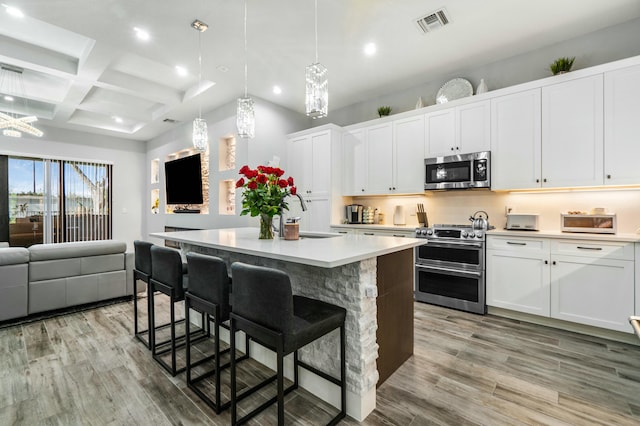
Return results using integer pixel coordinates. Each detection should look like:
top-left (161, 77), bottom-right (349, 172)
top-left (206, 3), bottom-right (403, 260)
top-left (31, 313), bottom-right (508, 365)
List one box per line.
top-left (133, 240), bottom-right (153, 349)
top-left (184, 252), bottom-right (249, 413)
top-left (229, 262), bottom-right (347, 426)
top-left (149, 245), bottom-right (204, 376)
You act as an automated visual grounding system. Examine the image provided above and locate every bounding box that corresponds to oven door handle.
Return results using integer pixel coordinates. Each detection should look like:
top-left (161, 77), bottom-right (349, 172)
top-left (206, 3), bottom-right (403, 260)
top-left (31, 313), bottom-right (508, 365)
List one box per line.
top-left (415, 264), bottom-right (482, 277)
top-left (424, 240), bottom-right (483, 249)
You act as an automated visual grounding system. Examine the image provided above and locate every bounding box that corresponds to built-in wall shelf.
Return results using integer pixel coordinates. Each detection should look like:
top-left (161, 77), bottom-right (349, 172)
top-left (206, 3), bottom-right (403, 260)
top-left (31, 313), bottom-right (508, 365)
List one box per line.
top-left (219, 135), bottom-right (236, 172)
top-left (218, 179), bottom-right (236, 215)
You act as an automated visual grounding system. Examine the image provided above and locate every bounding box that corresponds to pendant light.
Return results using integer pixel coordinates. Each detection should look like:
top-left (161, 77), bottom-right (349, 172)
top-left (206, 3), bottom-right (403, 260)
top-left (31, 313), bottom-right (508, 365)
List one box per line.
top-left (305, 0), bottom-right (328, 119)
top-left (236, 0), bottom-right (255, 139)
top-left (191, 19), bottom-right (209, 152)
top-left (0, 64), bottom-right (43, 138)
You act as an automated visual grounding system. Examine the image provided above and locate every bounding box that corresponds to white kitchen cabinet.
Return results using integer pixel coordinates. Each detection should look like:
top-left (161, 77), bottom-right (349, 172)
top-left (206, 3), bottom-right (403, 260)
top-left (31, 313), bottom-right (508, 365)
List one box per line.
top-left (342, 128), bottom-right (366, 195)
top-left (366, 123), bottom-right (394, 194)
top-left (490, 89), bottom-right (542, 190)
top-left (487, 235), bottom-right (635, 333)
top-left (286, 126), bottom-right (340, 232)
top-left (425, 100), bottom-right (490, 157)
top-left (541, 74), bottom-right (604, 188)
top-left (330, 226), bottom-right (414, 237)
top-left (393, 115), bottom-right (426, 194)
top-left (604, 64), bottom-right (640, 185)
top-left (487, 236), bottom-right (551, 316)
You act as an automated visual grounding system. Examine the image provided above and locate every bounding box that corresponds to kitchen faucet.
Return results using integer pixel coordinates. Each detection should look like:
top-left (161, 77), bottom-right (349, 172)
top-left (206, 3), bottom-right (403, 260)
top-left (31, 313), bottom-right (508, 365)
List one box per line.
top-left (275, 193), bottom-right (307, 237)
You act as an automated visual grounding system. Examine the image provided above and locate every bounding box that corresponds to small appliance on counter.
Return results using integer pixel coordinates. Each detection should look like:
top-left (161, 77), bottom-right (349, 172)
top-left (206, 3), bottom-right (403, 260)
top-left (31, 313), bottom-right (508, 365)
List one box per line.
top-left (346, 204), bottom-right (364, 224)
top-left (393, 205), bottom-right (405, 225)
top-left (561, 212), bottom-right (616, 234)
top-left (506, 213), bottom-right (539, 231)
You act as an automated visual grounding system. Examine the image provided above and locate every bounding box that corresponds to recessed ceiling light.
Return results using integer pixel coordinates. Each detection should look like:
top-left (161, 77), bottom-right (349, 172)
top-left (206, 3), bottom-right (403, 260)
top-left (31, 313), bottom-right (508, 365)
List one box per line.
top-left (4, 95), bottom-right (14, 102)
top-left (5, 6), bottom-right (24, 18)
top-left (273, 86), bottom-right (282, 95)
top-left (133, 27), bottom-right (150, 41)
top-left (216, 65), bottom-right (229, 73)
top-left (175, 65), bottom-right (188, 77)
top-left (113, 116), bottom-right (123, 123)
top-left (364, 42), bottom-right (377, 56)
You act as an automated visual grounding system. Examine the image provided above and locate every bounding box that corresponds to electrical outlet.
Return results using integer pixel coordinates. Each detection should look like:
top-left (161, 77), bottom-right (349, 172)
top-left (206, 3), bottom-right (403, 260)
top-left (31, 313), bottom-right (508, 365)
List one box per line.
top-left (505, 206), bottom-right (513, 215)
top-left (365, 286), bottom-right (377, 298)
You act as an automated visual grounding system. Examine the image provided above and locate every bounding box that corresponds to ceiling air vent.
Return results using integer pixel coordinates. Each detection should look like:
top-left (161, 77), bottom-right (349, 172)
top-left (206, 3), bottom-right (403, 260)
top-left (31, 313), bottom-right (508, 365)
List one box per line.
top-left (415, 8), bottom-right (450, 34)
top-left (163, 118), bottom-right (179, 124)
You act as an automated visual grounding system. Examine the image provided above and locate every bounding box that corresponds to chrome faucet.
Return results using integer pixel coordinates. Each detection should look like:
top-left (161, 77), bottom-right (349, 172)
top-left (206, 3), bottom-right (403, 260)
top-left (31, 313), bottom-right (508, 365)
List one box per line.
top-left (276, 193), bottom-right (308, 237)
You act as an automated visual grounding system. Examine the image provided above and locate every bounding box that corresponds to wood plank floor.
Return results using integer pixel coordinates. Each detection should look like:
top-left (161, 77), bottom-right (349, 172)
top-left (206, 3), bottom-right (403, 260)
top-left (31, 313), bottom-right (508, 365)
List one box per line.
top-left (1, 297), bottom-right (639, 425)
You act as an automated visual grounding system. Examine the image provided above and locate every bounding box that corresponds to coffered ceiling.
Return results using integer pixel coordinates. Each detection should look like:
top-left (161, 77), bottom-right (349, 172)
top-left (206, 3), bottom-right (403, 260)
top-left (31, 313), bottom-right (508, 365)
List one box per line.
top-left (0, 0), bottom-right (639, 142)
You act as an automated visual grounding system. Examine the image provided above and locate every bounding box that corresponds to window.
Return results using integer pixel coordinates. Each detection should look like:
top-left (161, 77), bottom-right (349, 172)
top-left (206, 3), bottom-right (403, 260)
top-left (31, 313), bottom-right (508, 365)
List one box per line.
top-left (7, 156), bottom-right (112, 246)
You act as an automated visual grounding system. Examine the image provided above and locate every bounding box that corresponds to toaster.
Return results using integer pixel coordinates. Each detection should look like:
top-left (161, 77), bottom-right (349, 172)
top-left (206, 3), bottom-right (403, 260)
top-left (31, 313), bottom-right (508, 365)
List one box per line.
top-left (506, 213), bottom-right (539, 231)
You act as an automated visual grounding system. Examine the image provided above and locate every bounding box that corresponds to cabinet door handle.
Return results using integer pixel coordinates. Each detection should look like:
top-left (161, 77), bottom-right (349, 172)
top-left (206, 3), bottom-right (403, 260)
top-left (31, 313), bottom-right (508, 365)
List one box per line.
top-left (361, 189), bottom-right (365, 192)
top-left (506, 241), bottom-right (526, 246)
top-left (607, 174), bottom-right (611, 179)
top-left (389, 187), bottom-right (392, 191)
top-left (544, 260), bottom-right (548, 264)
top-left (392, 234), bottom-right (406, 237)
top-left (363, 232), bottom-right (375, 236)
top-left (337, 231), bottom-right (348, 234)
top-left (536, 179), bottom-right (540, 183)
top-left (543, 178), bottom-right (547, 183)
top-left (450, 147), bottom-right (454, 151)
top-left (552, 261), bottom-right (556, 265)
top-left (576, 246), bottom-right (603, 251)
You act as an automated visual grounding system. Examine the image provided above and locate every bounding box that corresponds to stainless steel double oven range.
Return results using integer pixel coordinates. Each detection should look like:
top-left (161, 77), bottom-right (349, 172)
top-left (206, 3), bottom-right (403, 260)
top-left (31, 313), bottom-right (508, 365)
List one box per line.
top-left (413, 224), bottom-right (486, 314)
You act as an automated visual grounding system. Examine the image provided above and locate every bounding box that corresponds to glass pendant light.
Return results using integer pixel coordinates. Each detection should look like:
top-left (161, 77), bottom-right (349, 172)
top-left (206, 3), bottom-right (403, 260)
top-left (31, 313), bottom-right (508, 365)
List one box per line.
top-left (0, 64), bottom-right (43, 138)
top-left (236, 0), bottom-right (255, 139)
top-left (191, 20), bottom-right (209, 151)
top-left (305, 0), bottom-right (328, 119)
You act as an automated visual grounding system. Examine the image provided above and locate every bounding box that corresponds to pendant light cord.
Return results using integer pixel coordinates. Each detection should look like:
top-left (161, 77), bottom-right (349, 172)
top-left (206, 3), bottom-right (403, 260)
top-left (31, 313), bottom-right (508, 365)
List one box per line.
top-left (314, 0), bottom-right (318, 63)
top-left (243, 0), bottom-right (248, 98)
top-left (198, 30), bottom-right (203, 119)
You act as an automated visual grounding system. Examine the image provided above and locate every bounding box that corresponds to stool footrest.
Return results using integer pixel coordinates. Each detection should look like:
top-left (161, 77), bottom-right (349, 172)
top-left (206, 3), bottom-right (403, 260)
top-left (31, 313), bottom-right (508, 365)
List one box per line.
top-left (297, 360), bottom-right (342, 387)
top-left (235, 376), bottom-right (296, 426)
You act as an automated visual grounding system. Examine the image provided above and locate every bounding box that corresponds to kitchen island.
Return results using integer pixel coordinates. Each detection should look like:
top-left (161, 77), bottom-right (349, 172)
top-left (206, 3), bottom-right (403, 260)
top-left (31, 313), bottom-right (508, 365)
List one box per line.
top-left (150, 227), bottom-right (425, 421)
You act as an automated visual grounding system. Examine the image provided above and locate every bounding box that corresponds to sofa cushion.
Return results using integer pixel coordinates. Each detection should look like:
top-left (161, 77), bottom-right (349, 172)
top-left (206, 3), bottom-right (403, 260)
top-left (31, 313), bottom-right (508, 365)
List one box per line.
top-left (29, 278), bottom-right (67, 314)
top-left (0, 247), bottom-right (30, 266)
top-left (30, 258), bottom-right (82, 282)
top-left (81, 253), bottom-right (125, 275)
top-left (29, 240), bottom-right (126, 261)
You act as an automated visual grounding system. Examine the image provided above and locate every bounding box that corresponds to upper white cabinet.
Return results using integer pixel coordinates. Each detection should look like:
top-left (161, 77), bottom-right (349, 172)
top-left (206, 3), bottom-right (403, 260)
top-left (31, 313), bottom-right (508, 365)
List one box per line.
top-left (343, 118), bottom-right (424, 196)
top-left (393, 115), bottom-right (425, 194)
top-left (604, 64), bottom-right (640, 185)
top-left (541, 74), bottom-right (604, 188)
top-left (491, 89), bottom-right (542, 190)
top-left (425, 100), bottom-right (490, 157)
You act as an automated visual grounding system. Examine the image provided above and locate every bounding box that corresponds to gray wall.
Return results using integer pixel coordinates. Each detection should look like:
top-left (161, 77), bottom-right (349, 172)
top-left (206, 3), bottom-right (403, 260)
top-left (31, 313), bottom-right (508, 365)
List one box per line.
top-left (315, 17), bottom-right (640, 126)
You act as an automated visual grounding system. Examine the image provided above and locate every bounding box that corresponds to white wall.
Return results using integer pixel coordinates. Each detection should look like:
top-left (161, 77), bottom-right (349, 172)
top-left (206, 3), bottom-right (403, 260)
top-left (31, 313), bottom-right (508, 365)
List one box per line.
top-left (0, 125), bottom-right (146, 250)
top-left (144, 97), bottom-right (309, 242)
top-left (317, 17), bottom-right (640, 127)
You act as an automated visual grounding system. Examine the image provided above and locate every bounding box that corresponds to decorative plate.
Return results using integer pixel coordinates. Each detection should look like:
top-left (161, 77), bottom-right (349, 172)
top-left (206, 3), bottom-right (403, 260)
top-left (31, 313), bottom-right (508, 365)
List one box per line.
top-left (436, 78), bottom-right (473, 104)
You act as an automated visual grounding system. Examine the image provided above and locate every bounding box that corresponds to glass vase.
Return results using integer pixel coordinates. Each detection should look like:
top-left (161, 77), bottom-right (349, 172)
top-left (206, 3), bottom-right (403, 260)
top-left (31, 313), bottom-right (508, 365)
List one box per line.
top-left (259, 213), bottom-right (274, 239)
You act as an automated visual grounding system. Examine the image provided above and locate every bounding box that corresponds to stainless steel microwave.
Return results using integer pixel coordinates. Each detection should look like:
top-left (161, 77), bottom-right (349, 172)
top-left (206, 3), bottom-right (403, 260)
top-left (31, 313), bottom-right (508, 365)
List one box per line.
top-left (424, 151), bottom-right (490, 190)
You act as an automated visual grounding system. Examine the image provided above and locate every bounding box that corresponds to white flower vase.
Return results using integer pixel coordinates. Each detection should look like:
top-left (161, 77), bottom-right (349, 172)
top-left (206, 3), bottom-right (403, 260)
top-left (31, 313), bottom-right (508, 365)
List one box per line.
top-left (415, 96), bottom-right (424, 109)
top-left (476, 79), bottom-right (488, 95)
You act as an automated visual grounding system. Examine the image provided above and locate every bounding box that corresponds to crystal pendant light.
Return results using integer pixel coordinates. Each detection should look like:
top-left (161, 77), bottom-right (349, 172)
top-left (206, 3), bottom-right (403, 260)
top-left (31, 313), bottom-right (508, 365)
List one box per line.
top-left (191, 20), bottom-right (208, 151)
top-left (305, 0), bottom-right (328, 119)
top-left (0, 64), bottom-right (43, 138)
top-left (236, 0), bottom-right (255, 139)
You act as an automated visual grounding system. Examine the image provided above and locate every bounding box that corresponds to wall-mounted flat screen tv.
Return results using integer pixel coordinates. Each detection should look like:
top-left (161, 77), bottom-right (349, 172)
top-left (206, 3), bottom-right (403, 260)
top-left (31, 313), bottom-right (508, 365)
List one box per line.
top-left (164, 154), bottom-right (204, 205)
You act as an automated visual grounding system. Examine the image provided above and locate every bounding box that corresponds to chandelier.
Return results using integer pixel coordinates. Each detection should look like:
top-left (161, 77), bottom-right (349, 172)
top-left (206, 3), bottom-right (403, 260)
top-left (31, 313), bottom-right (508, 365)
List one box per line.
top-left (191, 20), bottom-right (209, 152)
top-left (305, 0), bottom-right (328, 119)
top-left (0, 64), bottom-right (43, 138)
top-left (236, 0), bottom-right (255, 139)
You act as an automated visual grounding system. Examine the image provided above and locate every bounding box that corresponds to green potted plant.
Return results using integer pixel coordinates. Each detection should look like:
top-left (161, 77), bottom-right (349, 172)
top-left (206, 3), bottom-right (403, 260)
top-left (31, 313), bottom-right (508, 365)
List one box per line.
top-left (550, 56), bottom-right (575, 75)
top-left (377, 106), bottom-right (392, 117)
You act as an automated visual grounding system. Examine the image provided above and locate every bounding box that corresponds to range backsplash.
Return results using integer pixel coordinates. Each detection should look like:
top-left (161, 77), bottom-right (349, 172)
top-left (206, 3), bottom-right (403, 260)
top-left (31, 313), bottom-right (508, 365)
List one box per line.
top-left (348, 188), bottom-right (640, 234)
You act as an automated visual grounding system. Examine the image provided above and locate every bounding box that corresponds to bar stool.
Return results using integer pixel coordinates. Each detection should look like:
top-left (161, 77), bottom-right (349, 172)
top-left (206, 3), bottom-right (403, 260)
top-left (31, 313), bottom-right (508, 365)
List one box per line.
top-left (184, 252), bottom-right (250, 413)
top-left (229, 262), bottom-right (347, 426)
top-left (149, 245), bottom-right (204, 376)
top-left (133, 240), bottom-right (153, 349)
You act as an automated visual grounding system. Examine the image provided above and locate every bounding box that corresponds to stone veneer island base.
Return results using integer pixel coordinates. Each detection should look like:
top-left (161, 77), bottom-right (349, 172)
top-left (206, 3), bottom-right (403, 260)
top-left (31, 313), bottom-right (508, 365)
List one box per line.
top-left (150, 228), bottom-right (424, 421)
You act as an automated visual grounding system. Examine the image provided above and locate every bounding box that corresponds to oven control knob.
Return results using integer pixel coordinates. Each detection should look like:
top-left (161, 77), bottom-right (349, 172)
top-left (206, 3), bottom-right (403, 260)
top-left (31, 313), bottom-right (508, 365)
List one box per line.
top-left (475, 231), bottom-right (484, 238)
top-left (468, 232), bottom-right (475, 238)
top-left (461, 231), bottom-right (468, 238)
top-left (426, 229), bottom-right (433, 236)
top-left (415, 229), bottom-right (421, 235)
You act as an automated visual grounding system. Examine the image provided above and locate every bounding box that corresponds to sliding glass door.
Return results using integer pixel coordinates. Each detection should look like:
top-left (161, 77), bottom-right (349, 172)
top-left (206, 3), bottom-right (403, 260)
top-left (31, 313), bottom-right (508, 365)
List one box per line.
top-left (7, 156), bottom-right (112, 247)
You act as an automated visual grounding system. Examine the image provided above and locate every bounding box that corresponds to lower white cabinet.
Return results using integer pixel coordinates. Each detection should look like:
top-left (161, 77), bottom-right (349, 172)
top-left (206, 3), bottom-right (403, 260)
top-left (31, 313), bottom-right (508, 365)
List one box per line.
top-left (330, 227), bottom-right (413, 237)
top-left (487, 235), bottom-right (635, 333)
top-left (486, 237), bottom-right (550, 316)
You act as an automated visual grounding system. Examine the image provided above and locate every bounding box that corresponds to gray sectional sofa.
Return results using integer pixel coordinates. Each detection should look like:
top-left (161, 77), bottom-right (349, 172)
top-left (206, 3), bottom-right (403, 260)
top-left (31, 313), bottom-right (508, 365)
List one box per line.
top-left (0, 240), bottom-right (133, 322)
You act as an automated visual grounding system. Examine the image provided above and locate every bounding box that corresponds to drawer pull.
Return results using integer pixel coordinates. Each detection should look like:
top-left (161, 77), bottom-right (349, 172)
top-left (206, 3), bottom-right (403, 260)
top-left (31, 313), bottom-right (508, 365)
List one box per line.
top-left (392, 234), bottom-right (406, 237)
top-left (337, 231), bottom-right (348, 234)
top-left (363, 232), bottom-right (374, 236)
top-left (576, 246), bottom-right (603, 251)
top-left (506, 242), bottom-right (526, 246)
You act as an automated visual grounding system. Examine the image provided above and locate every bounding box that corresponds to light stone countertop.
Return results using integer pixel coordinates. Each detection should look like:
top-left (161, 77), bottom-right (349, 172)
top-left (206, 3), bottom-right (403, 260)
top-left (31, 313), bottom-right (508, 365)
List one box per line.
top-left (487, 229), bottom-right (640, 243)
top-left (150, 227), bottom-right (425, 268)
top-left (331, 223), bottom-right (418, 232)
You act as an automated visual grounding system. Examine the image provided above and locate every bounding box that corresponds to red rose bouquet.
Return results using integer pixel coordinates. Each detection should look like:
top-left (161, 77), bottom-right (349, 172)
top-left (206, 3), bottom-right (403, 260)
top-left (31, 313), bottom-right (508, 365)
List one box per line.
top-left (236, 165), bottom-right (297, 238)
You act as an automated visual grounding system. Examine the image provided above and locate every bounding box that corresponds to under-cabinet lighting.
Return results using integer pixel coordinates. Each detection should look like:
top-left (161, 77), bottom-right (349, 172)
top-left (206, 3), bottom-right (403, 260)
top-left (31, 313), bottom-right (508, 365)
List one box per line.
top-left (175, 65), bottom-right (188, 77)
top-left (504, 185), bottom-right (640, 194)
top-left (273, 85), bottom-right (282, 95)
top-left (133, 27), bottom-right (150, 41)
top-left (364, 42), bottom-right (377, 56)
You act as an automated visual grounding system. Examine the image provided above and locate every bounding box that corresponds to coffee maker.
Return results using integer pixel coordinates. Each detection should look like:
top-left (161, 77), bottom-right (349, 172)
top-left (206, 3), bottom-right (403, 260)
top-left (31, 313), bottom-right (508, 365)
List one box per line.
top-left (346, 204), bottom-right (364, 224)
